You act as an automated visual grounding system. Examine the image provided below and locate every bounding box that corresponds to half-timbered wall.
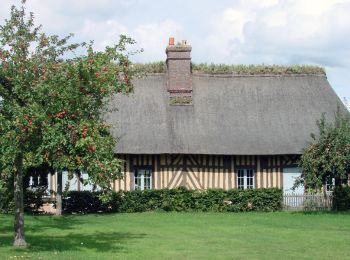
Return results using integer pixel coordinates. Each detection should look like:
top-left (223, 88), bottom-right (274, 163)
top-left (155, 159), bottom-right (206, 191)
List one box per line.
top-left (114, 154), bottom-right (299, 191)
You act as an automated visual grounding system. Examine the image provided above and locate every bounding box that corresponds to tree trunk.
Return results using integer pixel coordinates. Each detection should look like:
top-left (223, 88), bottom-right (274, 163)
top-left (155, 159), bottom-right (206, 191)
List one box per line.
top-left (13, 153), bottom-right (27, 247)
top-left (55, 171), bottom-right (62, 216)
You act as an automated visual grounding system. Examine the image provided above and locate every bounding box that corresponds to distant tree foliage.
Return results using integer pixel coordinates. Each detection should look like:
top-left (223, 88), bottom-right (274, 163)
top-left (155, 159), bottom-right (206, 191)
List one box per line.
top-left (0, 1), bottom-right (136, 247)
top-left (298, 110), bottom-right (350, 191)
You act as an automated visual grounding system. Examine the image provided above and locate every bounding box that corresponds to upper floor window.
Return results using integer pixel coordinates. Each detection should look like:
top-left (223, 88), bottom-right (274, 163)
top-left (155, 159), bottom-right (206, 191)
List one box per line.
top-left (237, 169), bottom-right (255, 189)
top-left (134, 168), bottom-right (152, 190)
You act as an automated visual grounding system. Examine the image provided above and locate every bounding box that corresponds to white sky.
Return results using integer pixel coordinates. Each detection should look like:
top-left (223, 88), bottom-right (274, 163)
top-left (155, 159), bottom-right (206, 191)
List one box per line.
top-left (0, 0), bottom-right (349, 105)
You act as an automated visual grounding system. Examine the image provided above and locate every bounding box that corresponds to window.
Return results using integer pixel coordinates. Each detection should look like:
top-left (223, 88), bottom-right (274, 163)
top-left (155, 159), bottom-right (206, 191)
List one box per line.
top-left (26, 168), bottom-right (48, 188)
top-left (326, 177), bottom-right (335, 192)
top-left (61, 170), bottom-right (79, 191)
top-left (134, 169), bottom-right (152, 190)
top-left (80, 171), bottom-right (97, 191)
top-left (237, 169), bottom-right (255, 189)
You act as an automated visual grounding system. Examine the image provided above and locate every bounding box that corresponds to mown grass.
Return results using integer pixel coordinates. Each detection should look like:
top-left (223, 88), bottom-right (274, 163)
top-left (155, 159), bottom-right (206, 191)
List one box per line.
top-left (0, 212), bottom-right (349, 259)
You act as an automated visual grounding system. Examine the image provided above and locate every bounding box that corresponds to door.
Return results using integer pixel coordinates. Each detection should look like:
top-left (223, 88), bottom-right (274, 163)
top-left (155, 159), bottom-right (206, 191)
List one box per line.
top-left (283, 167), bottom-right (304, 194)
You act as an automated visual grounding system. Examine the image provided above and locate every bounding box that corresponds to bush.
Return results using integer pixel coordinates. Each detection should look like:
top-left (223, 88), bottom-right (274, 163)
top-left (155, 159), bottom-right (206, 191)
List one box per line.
top-left (333, 186), bottom-right (350, 211)
top-left (62, 187), bottom-right (283, 214)
top-left (0, 178), bottom-right (14, 213)
top-left (62, 191), bottom-right (120, 214)
top-left (24, 186), bottom-right (48, 213)
top-left (0, 179), bottom-right (48, 214)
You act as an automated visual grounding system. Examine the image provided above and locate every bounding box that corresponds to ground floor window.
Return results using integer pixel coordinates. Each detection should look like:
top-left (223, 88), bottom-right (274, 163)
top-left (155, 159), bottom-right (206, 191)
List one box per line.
top-left (326, 177), bottom-right (335, 192)
top-left (237, 169), bottom-right (255, 189)
top-left (134, 169), bottom-right (152, 190)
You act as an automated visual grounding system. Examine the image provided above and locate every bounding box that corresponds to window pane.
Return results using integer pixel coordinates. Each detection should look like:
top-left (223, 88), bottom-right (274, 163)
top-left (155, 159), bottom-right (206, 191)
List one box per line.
top-left (134, 169), bottom-right (152, 190)
top-left (238, 178), bottom-right (244, 189)
top-left (247, 169), bottom-right (254, 189)
top-left (326, 177), bottom-right (335, 192)
top-left (247, 177), bottom-right (253, 189)
top-left (237, 169), bottom-right (244, 189)
top-left (237, 169), bottom-right (254, 190)
top-left (247, 169), bottom-right (253, 177)
top-left (144, 170), bottom-right (151, 177)
top-left (134, 174), bottom-right (141, 190)
top-left (144, 177), bottom-right (150, 190)
top-left (238, 169), bottom-right (244, 178)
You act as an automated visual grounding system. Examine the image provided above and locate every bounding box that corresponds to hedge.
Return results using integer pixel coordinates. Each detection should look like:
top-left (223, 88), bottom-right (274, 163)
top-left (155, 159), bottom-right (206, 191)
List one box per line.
top-left (0, 183), bottom-right (47, 214)
top-left (62, 191), bottom-right (119, 214)
top-left (2, 186), bottom-right (349, 214)
top-left (0, 178), bottom-right (13, 213)
top-left (333, 186), bottom-right (350, 211)
top-left (63, 187), bottom-right (283, 214)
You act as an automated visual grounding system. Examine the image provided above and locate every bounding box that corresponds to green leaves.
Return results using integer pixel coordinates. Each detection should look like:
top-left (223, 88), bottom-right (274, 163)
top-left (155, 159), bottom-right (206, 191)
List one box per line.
top-left (0, 3), bottom-right (136, 190)
top-left (62, 188), bottom-right (283, 214)
top-left (299, 110), bottom-right (350, 190)
top-left (333, 186), bottom-right (350, 210)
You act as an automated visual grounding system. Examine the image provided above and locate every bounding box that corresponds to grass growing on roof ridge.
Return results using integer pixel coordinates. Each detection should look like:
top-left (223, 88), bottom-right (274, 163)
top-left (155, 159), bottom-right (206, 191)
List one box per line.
top-left (192, 63), bottom-right (326, 75)
top-left (0, 212), bottom-right (349, 260)
top-left (132, 61), bottom-right (326, 75)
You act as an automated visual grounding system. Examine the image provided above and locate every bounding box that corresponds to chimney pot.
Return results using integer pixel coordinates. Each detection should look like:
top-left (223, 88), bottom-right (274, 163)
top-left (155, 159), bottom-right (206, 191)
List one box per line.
top-left (169, 37), bottom-right (174, 46)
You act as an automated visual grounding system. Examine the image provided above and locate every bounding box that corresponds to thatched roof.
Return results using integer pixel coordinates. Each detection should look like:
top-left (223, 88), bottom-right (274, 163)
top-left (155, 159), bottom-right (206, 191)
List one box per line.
top-left (106, 73), bottom-right (346, 155)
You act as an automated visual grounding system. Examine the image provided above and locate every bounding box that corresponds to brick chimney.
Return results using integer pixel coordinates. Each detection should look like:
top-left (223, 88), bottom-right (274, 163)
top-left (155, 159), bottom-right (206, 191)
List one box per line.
top-left (166, 38), bottom-right (192, 101)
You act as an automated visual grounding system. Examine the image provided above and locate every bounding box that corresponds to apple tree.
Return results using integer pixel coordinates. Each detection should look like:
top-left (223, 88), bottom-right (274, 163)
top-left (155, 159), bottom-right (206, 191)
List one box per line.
top-left (0, 2), bottom-right (135, 247)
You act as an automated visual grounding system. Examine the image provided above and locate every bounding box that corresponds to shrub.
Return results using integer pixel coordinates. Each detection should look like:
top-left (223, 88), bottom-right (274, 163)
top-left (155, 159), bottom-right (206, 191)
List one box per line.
top-left (62, 187), bottom-right (283, 214)
top-left (62, 191), bottom-right (120, 214)
top-left (24, 186), bottom-right (48, 213)
top-left (333, 186), bottom-right (350, 211)
top-left (0, 180), bottom-right (49, 214)
top-left (0, 178), bottom-right (14, 213)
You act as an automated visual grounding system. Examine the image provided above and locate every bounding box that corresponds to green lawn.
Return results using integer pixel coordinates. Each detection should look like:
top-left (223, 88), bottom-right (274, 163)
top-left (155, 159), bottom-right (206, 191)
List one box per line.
top-left (0, 212), bottom-right (349, 260)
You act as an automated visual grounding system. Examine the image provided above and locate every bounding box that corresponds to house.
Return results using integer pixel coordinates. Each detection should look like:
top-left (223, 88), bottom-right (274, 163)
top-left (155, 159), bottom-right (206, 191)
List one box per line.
top-left (45, 38), bottom-right (347, 194)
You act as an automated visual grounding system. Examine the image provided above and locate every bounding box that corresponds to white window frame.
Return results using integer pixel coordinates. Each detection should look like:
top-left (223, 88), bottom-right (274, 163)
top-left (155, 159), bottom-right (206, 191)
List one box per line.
top-left (237, 169), bottom-right (255, 189)
top-left (326, 177), bottom-right (335, 192)
top-left (134, 168), bottom-right (152, 190)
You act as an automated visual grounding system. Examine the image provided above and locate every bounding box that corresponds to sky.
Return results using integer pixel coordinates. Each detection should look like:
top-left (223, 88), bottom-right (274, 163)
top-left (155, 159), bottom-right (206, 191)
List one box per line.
top-left (0, 0), bottom-right (349, 107)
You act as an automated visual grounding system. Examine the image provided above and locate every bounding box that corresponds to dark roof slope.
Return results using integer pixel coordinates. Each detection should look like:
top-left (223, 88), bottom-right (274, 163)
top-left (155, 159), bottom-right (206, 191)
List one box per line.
top-left (106, 73), bottom-right (346, 155)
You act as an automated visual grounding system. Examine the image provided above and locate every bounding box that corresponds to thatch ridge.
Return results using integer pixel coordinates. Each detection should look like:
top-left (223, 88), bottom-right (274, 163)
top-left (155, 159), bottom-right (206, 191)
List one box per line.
top-left (132, 61), bottom-right (326, 75)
